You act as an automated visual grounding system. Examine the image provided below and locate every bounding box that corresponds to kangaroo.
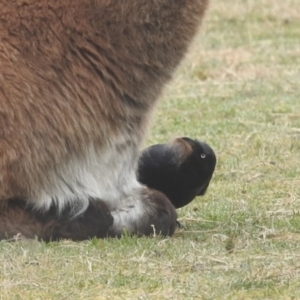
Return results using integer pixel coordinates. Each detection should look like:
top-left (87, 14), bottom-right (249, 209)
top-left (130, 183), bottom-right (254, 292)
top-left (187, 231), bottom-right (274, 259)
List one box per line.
top-left (0, 0), bottom-right (209, 238)
top-left (0, 137), bottom-right (215, 241)
top-left (138, 137), bottom-right (217, 209)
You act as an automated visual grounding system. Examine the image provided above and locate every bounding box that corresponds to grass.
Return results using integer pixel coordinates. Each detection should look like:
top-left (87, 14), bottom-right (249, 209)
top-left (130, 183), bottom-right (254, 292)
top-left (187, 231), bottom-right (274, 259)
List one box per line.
top-left (1, 0), bottom-right (300, 299)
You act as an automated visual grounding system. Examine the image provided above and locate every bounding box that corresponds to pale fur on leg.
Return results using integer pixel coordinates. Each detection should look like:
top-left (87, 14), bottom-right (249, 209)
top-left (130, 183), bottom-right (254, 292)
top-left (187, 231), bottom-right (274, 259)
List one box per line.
top-left (33, 135), bottom-right (141, 217)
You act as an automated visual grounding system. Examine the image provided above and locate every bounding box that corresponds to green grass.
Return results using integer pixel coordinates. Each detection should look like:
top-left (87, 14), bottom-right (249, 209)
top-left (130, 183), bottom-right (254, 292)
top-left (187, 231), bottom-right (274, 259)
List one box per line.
top-left (1, 1), bottom-right (300, 299)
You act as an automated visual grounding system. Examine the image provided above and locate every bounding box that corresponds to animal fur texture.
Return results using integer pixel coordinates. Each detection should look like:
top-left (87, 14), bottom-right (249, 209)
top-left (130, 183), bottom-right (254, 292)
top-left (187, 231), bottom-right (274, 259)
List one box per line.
top-left (0, 0), bottom-right (209, 238)
top-left (0, 137), bottom-right (216, 241)
top-left (138, 137), bottom-right (217, 209)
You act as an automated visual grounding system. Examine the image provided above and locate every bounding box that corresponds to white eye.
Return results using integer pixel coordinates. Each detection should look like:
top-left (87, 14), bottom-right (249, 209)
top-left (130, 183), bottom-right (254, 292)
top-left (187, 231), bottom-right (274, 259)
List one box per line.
top-left (201, 153), bottom-right (206, 159)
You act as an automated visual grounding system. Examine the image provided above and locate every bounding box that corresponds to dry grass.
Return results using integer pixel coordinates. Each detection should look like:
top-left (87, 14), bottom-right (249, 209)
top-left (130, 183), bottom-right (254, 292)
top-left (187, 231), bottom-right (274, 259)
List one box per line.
top-left (1, 0), bottom-right (300, 299)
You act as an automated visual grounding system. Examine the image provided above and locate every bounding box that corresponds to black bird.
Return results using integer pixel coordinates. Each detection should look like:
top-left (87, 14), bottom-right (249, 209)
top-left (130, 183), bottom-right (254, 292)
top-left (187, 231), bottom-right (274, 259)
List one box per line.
top-left (138, 137), bottom-right (216, 209)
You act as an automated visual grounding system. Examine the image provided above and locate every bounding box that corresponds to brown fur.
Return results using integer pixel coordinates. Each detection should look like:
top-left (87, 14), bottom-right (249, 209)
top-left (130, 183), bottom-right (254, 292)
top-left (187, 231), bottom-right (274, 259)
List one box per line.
top-left (0, 190), bottom-right (176, 241)
top-left (0, 199), bottom-right (114, 241)
top-left (0, 0), bottom-right (209, 240)
top-left (171, 138), bottom-right (194, 164)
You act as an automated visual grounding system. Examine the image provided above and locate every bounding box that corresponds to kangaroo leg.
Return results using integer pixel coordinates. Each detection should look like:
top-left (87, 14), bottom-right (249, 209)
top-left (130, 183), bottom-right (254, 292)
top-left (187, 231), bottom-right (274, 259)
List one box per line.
top-left (0, 199), bottom-right (113, 242)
